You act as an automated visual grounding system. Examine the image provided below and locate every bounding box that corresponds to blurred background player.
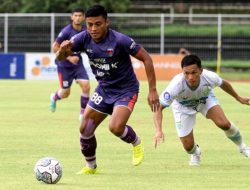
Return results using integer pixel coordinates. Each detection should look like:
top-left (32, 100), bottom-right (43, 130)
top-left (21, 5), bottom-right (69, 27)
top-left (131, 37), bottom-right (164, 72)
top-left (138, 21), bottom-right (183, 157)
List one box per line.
top-left (50, 8), bottom-right (90, 121)
top-left (178, 47), bottom-right (190, 56)
top-left (153, 54), bottom-right (250, 166)
top-left (56, 5), bottom-right (160, 174)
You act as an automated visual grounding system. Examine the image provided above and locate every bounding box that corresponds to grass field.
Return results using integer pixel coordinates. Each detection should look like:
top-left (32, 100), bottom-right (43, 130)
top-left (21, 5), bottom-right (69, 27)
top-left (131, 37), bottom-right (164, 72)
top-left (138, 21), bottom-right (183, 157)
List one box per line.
top-left (0, 80), bottom-right (250, 190)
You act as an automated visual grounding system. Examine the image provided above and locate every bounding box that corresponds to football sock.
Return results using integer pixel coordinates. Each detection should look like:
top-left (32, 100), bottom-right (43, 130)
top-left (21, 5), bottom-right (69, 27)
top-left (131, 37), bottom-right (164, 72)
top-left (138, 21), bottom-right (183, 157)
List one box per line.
top-left (80, 93), bottom-right (89, 112)
top-left (80, 134), bottom-right (97, 168)
top-left (225, 123), bottom-right (243, 148)
top-left (53, 90), bottom-right (62, 101)
top-left (120, 125), bottom-right (140, 146)
top-left (187, 144), bottom-right (200, 155)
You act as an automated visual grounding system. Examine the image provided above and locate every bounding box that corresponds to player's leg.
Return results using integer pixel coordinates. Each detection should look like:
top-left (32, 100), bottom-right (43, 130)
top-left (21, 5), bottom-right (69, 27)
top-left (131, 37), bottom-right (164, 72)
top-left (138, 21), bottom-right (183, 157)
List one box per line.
top-left (77, 80), bottom-right (90, 121)
top-left (109, 92), bottom-right (143, 166)
top-left (75, 64), bottom-right (90, 121)
top-left (77, 105), bottom-right (107, 174)
top-left (206, 105), bottom-right (250, 159)
top-left (172, 108), bottom-right (201, 166)
top-left (50, 66), bottom-right (73, 112)
top-left (180, 131), bottom-right (201, 166)
top-left (77, 87), bottom-right (109, 174)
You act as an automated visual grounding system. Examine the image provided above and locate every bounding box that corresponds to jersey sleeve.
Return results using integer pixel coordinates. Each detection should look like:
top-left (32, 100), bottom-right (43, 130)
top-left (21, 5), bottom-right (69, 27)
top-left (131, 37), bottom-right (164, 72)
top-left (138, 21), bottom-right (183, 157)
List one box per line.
top-left (55, 28), bottom-right (69, 44)
top-left (118, 34), bottom-right (141, 56)
top-left (70, 31), bottom-right (86, 53)
top-left (203, 70), bottom-right (223, 88)
top-left (159, 77), bottom-right (180, 107)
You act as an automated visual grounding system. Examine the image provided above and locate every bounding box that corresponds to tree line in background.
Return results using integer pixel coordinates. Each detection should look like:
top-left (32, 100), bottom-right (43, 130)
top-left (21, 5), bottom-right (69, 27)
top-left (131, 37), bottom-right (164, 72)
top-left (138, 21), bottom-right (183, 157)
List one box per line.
top-left (0, 0), bottom-right (131, 13)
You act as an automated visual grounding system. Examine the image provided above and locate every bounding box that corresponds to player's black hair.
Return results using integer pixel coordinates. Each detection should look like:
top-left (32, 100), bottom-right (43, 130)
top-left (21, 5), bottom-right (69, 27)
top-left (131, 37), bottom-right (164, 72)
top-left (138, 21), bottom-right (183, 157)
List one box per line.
top-left (85, 5), bottom-right (107, 19)
top-left (72, 7), bottom-right (85, 14)
top-left (181, 54), bottom-right (202, 68)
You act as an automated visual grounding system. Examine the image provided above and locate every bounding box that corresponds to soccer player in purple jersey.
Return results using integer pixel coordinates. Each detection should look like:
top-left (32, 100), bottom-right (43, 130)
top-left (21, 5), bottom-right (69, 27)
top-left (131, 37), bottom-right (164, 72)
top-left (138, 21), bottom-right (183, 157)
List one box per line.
top-left (50, 8), bottom-right (90, 121)
top-left (56, 5), bottom-right (160, 174)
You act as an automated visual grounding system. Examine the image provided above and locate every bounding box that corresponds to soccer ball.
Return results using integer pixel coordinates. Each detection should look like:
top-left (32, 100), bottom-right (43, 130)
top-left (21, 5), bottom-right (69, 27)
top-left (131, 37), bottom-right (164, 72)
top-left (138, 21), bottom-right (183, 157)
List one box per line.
top-left (34, 157), bottom-right (62, 184)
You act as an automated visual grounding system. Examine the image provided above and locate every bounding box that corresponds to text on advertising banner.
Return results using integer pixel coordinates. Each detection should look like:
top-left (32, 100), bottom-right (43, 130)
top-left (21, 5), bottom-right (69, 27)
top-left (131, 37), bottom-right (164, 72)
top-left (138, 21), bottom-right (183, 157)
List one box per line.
top-left (0, 53), bottom-right (25, 79)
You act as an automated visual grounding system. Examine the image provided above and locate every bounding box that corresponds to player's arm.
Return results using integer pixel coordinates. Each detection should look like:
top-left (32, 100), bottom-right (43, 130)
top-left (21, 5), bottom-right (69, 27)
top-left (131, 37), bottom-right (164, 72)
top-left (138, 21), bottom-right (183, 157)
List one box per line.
top-left (220, 80), bottom-right (250, 105)
top-left (55, 40), bottom-right (73, 61)
top-left (153, 104), bottom-right (165, 148)
top-left (53, 41), bottom-right (79, 64)
top-left (134, 47), bottom-right (160, 112)
top-left (52, 41), bottom-right (60, 53)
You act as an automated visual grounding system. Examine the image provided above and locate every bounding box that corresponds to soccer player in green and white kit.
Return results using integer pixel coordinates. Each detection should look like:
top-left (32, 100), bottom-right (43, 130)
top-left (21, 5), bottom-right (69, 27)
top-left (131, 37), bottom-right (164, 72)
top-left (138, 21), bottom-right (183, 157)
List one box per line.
top-left (154, 54), bottom-right (250, 166)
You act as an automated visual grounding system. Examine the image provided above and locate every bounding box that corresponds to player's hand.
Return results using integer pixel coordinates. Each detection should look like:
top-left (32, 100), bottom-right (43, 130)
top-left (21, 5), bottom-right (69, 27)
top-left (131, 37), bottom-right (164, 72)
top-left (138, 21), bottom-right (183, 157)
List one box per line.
top-left (148, 88), bottom-right (160, 112)
top-left (154, 130), bottom-right (165, 148)
top-left (60, 40), bottom-right (72, 53)
top-left (237, 96), bottom-right (250, 105)
top-left (66, 56), bottom-right (79, 65)
top-left (56, 40), bottom-right (73, 61)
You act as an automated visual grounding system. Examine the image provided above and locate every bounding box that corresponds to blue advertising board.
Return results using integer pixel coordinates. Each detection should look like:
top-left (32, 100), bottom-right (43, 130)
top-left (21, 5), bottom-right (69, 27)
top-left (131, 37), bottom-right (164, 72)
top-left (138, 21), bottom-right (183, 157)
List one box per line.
top-left (0, 53), bottom-right (25, 79)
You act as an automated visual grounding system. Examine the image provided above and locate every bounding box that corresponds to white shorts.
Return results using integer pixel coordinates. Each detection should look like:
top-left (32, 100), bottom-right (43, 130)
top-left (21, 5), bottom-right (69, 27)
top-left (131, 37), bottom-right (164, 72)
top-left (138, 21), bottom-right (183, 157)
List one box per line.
top-left (171, 94), bottom-right (219, 137)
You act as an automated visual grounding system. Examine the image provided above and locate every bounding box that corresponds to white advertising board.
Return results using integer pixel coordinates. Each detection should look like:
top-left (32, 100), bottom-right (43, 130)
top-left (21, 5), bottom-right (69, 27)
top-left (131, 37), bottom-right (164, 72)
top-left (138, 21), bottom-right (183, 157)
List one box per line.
top-left (25, 53), bottom-right (57, 80)
top-left (25, 53), bottom-right (94, 80)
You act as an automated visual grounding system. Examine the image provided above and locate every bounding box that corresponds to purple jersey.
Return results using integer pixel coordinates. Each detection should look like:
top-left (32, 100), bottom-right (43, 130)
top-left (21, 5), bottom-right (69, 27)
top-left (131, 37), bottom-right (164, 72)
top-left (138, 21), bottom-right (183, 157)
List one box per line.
top-left (71, 29), bottom-right (140, 94)
top-left (55, 24), bottom-right (86, 67)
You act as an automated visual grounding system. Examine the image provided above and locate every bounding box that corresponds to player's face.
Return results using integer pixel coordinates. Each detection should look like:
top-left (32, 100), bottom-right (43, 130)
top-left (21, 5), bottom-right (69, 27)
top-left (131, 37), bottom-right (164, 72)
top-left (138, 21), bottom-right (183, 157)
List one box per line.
top-left (86, 16), bottom-right (109, 43)
top-left (183, 64), bottom-right (202, 89)
top-left (71, 12), bottom-right (85, 26)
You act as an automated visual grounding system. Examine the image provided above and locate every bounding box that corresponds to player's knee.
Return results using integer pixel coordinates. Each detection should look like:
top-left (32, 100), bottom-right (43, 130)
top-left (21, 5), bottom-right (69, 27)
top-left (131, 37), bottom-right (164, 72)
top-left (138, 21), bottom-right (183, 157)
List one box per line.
top-left (85, 84), bottom-right (91, 93)
top-left (61, 90), bottom-right (70, 98)
top-left (109, 125), bottom-right (123, 136)
top-left (81, 83), bottom-right (90, 94)
top-left (80, 126), bottom-right (93, 137)
top-left (80, 119), bottom-right (95, 137)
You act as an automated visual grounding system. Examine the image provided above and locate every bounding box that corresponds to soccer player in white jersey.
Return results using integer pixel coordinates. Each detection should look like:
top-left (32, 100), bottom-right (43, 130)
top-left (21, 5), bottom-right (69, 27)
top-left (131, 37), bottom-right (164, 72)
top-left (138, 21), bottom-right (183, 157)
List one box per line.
top-left (153, 54), bottom-right (250, 166)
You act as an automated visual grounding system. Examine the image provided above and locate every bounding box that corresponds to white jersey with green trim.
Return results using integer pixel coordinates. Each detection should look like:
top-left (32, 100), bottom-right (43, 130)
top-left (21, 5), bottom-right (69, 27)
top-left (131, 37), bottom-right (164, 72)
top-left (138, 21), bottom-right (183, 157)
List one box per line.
top-left (159, 69), bottom-right (223, 113)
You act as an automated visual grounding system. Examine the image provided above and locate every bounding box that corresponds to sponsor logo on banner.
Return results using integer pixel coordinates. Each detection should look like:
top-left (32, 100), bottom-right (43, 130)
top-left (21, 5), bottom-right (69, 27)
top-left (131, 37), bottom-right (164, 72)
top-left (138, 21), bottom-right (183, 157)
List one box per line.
top-left (0, 53), bottom-right (25, 79)
top-left (26, 53), bottom-right (57, 80)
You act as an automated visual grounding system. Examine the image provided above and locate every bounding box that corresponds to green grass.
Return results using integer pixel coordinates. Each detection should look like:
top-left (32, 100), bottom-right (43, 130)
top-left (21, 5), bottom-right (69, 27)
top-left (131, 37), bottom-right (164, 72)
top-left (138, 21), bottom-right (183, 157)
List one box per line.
top-left (120, 24), bottom-right (250, 36)
top-left (0, 80), bottom-right (250, 190)
top-left (203, 60), bottom-right (250, 69)
top-left (203, 60), bottom-right (250, 81)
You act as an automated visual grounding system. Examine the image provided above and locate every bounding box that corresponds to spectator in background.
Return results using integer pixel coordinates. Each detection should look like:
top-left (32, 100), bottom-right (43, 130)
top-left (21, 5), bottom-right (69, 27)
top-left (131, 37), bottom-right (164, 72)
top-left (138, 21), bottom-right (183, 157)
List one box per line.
top-left (178, 47), bottom-right (190, 56)
top-left (50, 8), bottom-right (90, 122)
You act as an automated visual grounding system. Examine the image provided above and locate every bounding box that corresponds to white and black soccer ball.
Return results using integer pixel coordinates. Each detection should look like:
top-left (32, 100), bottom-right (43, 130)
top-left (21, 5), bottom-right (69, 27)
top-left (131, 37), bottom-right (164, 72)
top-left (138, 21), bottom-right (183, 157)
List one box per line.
top-left (34, 157), bottom-right (62, 184)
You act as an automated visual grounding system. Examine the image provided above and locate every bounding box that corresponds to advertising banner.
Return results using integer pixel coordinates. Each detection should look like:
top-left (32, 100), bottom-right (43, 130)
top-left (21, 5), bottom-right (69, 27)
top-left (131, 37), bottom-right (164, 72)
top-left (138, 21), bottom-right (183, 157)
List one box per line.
top-left (0, 53), bottom-right (25, 79)
top-left (132, 54), bottom-right (183, 80)
top-left (26, 53), bottom-right (57, 80)
top-left (25, 53), bottom-right (94, 80)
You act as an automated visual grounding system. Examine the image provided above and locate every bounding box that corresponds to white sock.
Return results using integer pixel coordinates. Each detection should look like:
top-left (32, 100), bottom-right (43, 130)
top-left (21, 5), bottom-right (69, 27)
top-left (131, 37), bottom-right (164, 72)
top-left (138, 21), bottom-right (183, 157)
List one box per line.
top-left (86, 159), bottom-right (96, 169)
top-left (224, 123), bottom-right (243, 148)
top-left (187, 144), bottom-right (200, 155)
top-left (132, 137), bottom-right (141, 147)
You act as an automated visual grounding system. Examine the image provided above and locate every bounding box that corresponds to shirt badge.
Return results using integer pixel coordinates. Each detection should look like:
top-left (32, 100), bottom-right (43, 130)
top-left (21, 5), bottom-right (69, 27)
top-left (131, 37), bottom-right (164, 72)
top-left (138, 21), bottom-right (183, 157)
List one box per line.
top-left (163, 92), bottom-right (171, 100)
top-left (107, 48), bottom-right (114, 57)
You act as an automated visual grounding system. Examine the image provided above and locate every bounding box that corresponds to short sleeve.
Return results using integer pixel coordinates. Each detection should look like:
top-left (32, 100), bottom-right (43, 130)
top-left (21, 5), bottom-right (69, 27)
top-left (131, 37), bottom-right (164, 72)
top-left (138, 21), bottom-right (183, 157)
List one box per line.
top-left (56, 28), bottom-right (69, 44)
top-left (118, 34), bottom-right (141, 56)
top-left (203, 70), bottom-right (223, 88)
top-left (70, 31), bottom-right (86, 53)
